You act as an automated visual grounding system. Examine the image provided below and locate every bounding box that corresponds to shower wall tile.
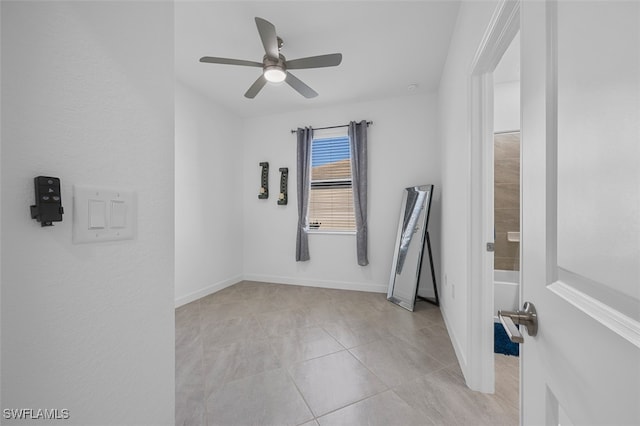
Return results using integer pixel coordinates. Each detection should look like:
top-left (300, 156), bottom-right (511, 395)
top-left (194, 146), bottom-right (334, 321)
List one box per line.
top-left (495, 157), bottom-right (520, 184)
top-left (495, 256), bottom-right (520, 271)
top-left (495, 208), bottom-right (519, 231)
top-left (494, 132), bottom-right (520, 271)
top-left (495, 133), bottom-right (520, 159)
top-left (494, 232), bottom-right (519, 259)
top-left (494, 183), bottom-right (519, 210)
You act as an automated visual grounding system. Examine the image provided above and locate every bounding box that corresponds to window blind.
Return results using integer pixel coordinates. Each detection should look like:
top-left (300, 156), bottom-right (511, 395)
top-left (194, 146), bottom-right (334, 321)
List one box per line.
top-left (308, 136), bottom-right (356, 232)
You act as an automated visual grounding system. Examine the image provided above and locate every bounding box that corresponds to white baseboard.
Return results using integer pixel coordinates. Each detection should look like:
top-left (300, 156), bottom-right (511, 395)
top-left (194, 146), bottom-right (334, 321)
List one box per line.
top-left (441, 307), bottom-right (469, 381)
top-left (242, 273), bottom-right (388, 294)
top-left (174, 274), bottom-right (243, 308)
top-left (175, 274), bottom-right (387, 307)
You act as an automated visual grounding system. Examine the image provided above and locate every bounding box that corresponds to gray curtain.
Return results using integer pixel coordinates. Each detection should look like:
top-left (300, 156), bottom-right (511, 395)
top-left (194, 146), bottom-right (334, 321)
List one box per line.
top-left (296, 127), bottom-right (313, 261)
top-left (349, 120), bottom-right (369, 266)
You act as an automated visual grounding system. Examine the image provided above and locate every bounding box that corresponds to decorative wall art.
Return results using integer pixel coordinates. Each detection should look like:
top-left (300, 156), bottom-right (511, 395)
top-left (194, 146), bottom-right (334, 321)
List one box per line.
top-left (258, 162), bottom-right (269, 199)
top-left (278, 167), bottom-right (288, 205)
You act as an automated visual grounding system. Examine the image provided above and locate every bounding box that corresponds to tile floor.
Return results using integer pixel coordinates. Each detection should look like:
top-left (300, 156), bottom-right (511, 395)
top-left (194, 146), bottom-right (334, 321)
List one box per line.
top-left (176, 281), bottom-right (519, 426)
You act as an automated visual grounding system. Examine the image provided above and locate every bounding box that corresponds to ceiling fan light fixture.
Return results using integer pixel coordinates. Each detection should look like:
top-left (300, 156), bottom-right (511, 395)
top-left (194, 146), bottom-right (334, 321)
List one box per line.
top-left (264, 66), bottom-right (286, 83)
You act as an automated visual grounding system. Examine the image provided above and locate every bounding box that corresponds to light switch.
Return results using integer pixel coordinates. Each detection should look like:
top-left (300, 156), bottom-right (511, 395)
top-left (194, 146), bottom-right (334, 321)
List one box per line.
top-left (73, 185), bottom-right (136, 244)
top-left (110, 201), bottom-right (126, 228)
top-left (88, 200), bottom-right (106, 229)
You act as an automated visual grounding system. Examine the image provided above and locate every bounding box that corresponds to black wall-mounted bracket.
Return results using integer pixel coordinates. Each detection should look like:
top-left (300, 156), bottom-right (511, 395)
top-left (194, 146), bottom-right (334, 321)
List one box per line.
top-left (30, 176), bottom-right (64, 227)
top-left (278, 167), bottom-right (288, 205)
top-left (258, 162), bottom-right (269, 199)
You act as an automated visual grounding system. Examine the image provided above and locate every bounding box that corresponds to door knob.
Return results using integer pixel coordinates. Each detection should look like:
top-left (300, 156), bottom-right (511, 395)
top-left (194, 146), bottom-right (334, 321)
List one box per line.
top-left (498, 301), bottom-right (538, 343)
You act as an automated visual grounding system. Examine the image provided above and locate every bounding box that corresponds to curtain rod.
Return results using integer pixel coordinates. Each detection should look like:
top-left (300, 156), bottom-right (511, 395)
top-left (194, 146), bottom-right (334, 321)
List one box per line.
top-left (290, 121), bottom-right (373, 134)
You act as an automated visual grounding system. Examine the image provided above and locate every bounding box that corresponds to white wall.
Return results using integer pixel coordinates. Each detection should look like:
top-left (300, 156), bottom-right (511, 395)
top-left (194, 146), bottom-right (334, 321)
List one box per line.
top-left (437, 0), bottom-right (500, 380)
top-left (494, 81), bottom-right (520, 133)
top-left (175, 82), bottom-right (244, 306)
top-left (1, 2), bottom-right (174, 424)
top-left (242, 94), bottom-right (441, 293)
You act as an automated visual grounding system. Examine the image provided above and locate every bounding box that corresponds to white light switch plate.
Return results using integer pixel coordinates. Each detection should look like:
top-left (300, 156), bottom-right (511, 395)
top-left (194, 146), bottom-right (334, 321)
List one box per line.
top-left (73, 185), bottom-right (136, 244)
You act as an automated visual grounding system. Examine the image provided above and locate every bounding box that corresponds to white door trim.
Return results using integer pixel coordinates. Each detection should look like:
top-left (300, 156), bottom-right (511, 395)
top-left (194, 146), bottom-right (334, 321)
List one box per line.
top-left (467, 0), bottom-right (520, 393)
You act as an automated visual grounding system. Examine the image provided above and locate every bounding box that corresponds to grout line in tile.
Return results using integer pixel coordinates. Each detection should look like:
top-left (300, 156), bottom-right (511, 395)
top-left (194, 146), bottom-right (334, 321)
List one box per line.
top-left (347, 335), bottom-right (451, 389)
top-left (313, 386), bottom-right (391, 421)
top-left (280, 346), bottom-right (349, 374)
top-left (277, 350), bottom-right (318, 422)
top-left (387, 388), bottom-right (440, 426)
top-left (341, 346), bottom-right (395, 392)
top-left (257, 318), bottom-right (317, 423)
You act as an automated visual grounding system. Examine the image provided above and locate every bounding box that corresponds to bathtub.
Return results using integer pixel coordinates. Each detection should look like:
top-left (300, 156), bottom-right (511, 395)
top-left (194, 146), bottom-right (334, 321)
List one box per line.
top-left (494, 269), bottom-right (520, 316)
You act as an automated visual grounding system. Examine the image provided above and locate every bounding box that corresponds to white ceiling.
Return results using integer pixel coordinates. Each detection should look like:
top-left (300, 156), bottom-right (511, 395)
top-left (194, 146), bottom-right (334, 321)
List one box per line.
top-left (175, 1), bottom-right (461, 118)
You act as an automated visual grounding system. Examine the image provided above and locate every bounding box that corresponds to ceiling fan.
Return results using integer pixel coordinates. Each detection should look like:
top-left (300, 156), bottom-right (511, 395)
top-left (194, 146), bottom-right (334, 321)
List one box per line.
top-left (199, 17), bottom-right (342, 99)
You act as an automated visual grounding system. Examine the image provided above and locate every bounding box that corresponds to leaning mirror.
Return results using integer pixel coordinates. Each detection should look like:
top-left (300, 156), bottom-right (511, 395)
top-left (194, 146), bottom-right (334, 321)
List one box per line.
top-left (387, 185), bottom-right (439, 311)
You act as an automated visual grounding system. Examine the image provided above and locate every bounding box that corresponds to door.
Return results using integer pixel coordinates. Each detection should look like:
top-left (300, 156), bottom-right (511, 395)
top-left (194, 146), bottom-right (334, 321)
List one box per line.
top-left (520, 1), bottom-right (639, 425)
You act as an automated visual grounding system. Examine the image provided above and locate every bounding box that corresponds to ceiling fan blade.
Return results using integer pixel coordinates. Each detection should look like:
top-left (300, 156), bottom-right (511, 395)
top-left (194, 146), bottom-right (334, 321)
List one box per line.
top-left (285, 72), bottom-right (318, 98)
top-left (244, 75), bottom-right (268, 99)
top-left (199, 57), bottom-right (263, 67)
top-left (255, 17), bottom-right (279, 59)
top-left (286, 53), bottom-right (343, 70)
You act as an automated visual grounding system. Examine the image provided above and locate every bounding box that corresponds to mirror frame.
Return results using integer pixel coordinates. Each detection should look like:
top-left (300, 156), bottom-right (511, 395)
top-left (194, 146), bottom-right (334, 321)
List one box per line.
top-left (387, 184), bottom-right (438, 311)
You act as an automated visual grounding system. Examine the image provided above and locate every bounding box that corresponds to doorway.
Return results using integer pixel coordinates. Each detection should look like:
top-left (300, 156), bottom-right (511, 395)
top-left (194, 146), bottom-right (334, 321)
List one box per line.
top-left (491, 30), bottom-right (521, 407)
top-left (466, 0), bottom-right (520, 395)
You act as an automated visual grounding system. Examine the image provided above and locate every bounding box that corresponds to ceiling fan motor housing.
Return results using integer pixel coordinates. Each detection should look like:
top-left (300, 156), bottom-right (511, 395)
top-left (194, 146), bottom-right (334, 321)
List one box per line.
top-left (263, 54), bottom-right (287, 72)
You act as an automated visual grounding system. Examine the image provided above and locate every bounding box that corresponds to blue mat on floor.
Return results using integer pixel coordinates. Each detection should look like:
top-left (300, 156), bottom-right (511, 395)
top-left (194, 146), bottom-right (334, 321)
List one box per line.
top-left (494, 322), bottom-right (519, 356)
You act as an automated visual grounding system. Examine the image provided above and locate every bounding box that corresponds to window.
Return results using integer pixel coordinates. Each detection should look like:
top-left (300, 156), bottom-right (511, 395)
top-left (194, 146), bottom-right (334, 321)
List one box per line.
top-left (308, 129), bottom-right (356, 232)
